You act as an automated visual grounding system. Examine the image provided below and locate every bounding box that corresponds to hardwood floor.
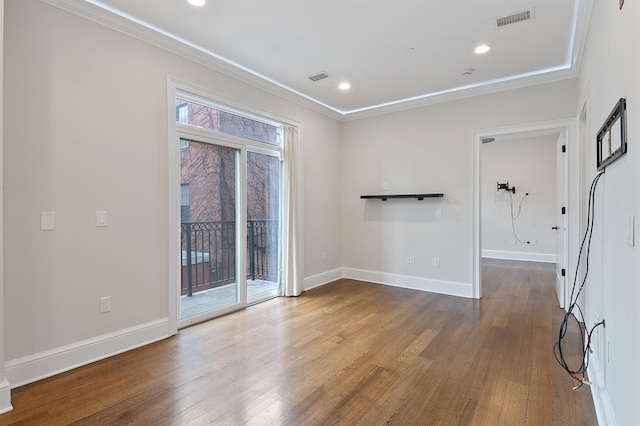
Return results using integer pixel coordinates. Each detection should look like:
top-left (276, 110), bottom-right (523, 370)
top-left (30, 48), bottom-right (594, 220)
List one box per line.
top-left (3, 259), bottom-right (597, 425)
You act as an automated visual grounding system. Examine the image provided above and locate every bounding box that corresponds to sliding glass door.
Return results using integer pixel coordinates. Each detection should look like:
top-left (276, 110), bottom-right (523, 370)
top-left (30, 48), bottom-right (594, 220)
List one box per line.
top-left (179, 138), bottom-right (243, 324)
top-left (174, 93), bottom-right (283, 327)
top-left (246, 151), bottom-right (281, 304)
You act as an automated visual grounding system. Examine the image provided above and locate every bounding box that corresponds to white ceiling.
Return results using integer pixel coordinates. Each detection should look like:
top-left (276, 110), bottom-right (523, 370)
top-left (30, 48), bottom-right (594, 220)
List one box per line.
top-left (50, 0), bottom-right (591, 119)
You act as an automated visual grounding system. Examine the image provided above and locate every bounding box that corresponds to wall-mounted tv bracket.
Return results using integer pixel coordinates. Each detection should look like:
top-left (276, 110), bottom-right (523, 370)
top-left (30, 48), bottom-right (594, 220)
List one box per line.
top-left (597, 98), bottom-right (627, 170)
top-left (497, 181), bottom-right (516, 194)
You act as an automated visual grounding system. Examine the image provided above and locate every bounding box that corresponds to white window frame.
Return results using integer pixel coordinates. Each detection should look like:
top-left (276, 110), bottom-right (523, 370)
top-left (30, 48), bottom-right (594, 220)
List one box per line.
top-left (167, 76), bottom-right (302, 334)
top-left (176, 103), bottom-right (189, 124)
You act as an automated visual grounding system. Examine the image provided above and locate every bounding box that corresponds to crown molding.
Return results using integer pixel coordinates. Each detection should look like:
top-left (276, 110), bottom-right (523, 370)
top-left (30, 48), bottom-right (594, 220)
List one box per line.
top-left (40, 0), bottom-right (591, 122)
top-left (341, 66), bottom-right (578, 121)
top-left (39, 0), bottom-right (345, 121)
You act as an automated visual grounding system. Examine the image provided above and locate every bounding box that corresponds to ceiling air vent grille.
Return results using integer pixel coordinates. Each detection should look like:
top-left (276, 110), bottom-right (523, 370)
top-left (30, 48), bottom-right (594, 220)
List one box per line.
top-left (307, 71), bottom-right (331, 82)
top-left (496, 10), bottom-right (532, 27)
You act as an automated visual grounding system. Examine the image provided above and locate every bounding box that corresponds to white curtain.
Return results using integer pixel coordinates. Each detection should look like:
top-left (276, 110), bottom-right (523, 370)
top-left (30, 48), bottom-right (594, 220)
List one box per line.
top-left (280, 125), bottom-right (302, 296)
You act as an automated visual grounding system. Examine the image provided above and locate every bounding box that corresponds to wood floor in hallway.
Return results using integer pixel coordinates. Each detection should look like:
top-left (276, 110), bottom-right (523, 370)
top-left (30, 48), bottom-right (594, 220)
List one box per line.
top-left (3, 259), bottom-right (597, 425)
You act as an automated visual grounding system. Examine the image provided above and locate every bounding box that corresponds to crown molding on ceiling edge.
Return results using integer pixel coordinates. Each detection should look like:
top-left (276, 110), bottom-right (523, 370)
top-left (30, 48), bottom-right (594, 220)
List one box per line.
top-left (40, 0), bottom-right (589, 123)
top-left (570, 0), bottom-right (593, 72)
top-left (341, 68), bottom-right (579, 122)
top-left (39, 0), bottom-right (345, 121)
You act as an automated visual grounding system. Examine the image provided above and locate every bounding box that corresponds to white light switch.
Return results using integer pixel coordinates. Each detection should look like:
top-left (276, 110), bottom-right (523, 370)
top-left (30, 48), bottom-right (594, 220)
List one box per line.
top-left (627, 215), bottom-right (635, 247)
top-left (41, 212), bottom-right (55, 230)
top-left (383, 181), bottom-right (389, 191)
top-left (96, 211), bottom-right (108, 227)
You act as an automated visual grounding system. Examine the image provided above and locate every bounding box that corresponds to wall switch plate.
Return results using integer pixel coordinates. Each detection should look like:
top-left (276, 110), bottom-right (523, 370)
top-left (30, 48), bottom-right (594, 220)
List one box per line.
top-left (627, 215), bottom-right (635, 247)
top-left (322, 251), bottom-right (327, 261)
top-left (433, 257), bottom-right (440, 267)
top-left (531, 187), bottom-right (537, 194)
top-left (96, 211), bottom-right (108, 227)
top-left (406, 256), bottom-right (415, 264)
top-left (383, 181), bottom-right (388, 191)
top-left (435, 207), bottom-right (442, 217)
top-left (41, 212), bottom-right (55, 230)
top-left (530, 239), bottom-right (537, 246)
top-left (509, 238), bottom-right (517, 245)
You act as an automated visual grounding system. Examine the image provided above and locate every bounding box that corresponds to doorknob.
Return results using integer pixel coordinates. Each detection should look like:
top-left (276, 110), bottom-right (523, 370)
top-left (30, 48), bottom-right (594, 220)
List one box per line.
top-left (552, 226), bottom-right (560, 230)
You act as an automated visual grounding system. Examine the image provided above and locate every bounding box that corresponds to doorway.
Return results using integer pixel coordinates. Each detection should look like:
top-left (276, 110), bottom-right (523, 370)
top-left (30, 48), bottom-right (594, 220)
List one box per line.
top-left (179, 138), bottom-right (243, 321)
top-left (473, 119), bottom-right (578, 303)
top-left (174, 95), bottom-right (283, 328)
top-left (178, 139), bottom-right (281, 324)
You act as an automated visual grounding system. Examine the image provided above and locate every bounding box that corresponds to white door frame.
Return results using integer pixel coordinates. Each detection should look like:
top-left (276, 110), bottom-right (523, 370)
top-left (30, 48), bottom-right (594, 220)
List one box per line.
top-left (175, 128), bottom-right (249, 329)
top-left (472, 118), bottom-right (580, 301)
top-left (167, 76), bottom-right (298, 335)
top-left (555, 132), bottom-right (569, 309)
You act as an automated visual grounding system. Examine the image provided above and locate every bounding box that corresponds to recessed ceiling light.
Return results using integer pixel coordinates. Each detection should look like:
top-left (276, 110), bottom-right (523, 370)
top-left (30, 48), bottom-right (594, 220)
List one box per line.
top-left (474, 45), bottom-right (491, 54)
top-left (188, 0), bottom-right (206, 6)
top-left (339, 82), bottom-right (351, 90)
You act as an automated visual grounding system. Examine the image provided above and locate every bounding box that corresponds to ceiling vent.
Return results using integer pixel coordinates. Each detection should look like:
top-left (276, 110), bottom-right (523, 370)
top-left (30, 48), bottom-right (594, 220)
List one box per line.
top-left (496, 9), bottom-right (533, 27)
top-left (307, 71), bottom-right (331, 82)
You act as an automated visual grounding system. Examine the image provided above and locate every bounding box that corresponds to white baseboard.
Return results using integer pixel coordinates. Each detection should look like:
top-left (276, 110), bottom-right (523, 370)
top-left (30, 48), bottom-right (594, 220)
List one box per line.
top-left (482, 249), bottom-right (558, 263)
top-left (303, 267), bottom-right (472, 298)
top-left (303, 268), bottom-right (344, 291)
top-left (5, 318), bottom-right (169, 389)
top-left (343, 268), bottom-right (473, 298)
top-left (588, 354), bottom-right (617, 426)
top-left (0, 379), bottom-right (12, 414)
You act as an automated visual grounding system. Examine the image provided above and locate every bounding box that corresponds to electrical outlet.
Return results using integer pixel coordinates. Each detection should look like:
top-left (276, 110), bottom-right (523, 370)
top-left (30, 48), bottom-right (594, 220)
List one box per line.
top-left (509, 238), bottom-right (517, 245)
top-left (406, 256), bottom-right (415, 264)
top-left (433, 257), bottom-right (440, 267)
top-left (383, 181), bottom-right (388, 191)
top-left (530, 239), bottom-right (537, 246)
top-left (100, 296), bottom-right (111, 313)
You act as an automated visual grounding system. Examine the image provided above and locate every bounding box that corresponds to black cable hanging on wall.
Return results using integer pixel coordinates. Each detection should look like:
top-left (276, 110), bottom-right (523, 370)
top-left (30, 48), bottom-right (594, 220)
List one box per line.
top-left (509, 191), bottom-right (530, 244)
top-left (497, 181), bottom-right (531, 244)
top-left (553, 170), bottom-right (606, 390)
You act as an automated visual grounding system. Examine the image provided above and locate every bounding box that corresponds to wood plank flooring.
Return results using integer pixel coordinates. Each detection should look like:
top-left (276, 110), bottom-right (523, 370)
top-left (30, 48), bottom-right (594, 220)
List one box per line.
top-left (3, 259), bottom-right (597, 425)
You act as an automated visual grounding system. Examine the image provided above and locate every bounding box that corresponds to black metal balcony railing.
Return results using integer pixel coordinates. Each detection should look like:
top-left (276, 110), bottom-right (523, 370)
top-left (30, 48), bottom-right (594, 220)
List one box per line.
top-left (181, 219), bottom-right (279, 296)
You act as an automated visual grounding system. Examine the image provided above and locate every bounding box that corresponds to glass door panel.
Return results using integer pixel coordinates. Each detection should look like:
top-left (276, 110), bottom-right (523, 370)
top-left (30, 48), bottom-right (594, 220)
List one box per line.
top-left (179, 138), bottom-right (241, 322)
top-left (246, 151), bottom-right (281, 304)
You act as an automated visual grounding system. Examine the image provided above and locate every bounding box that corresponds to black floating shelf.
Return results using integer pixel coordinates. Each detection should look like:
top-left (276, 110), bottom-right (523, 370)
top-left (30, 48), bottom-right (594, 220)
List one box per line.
top-left (360, 193), bottom-right (443, 201)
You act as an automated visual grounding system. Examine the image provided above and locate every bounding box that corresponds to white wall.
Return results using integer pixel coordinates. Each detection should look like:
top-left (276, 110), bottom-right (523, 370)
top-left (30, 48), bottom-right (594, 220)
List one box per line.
top-left (577, 1), bottom-right (640, 424)
top-left (481, 135), bottom-right (558, 262)
top-left (3, 0), bottom-right (342, 380)
top-left (341, 80), bottom-right (577, 296)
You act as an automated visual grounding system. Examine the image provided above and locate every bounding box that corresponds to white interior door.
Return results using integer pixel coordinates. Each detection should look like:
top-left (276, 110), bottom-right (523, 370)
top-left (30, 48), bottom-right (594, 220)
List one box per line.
top-left (555, 133), bottom-right (569, 308)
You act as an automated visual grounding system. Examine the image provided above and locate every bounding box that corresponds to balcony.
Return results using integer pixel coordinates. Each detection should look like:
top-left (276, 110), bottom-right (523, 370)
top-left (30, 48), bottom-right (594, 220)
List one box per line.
top-left (180, 219), bottom-right (279, 319)
top-left (180, 279), bottom-right (278, 318)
